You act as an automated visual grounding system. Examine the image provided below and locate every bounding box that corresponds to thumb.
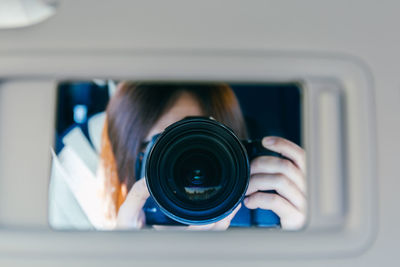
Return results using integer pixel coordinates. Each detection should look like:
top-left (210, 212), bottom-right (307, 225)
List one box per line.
top-left (211, 203), bottom-right (242, 231)
top-left (124, 178), bottom-right (150, 209)
top-left (116, 178), bottom-right (150, 229)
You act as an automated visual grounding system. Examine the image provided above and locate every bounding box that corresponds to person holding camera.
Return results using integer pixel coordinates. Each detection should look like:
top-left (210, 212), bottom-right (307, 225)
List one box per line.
top-left (98, 82), bottom-right (306, 230)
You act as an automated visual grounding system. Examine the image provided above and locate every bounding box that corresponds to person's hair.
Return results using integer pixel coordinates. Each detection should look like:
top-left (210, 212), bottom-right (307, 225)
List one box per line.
top-left (104, 82), bottom-right (248, 191)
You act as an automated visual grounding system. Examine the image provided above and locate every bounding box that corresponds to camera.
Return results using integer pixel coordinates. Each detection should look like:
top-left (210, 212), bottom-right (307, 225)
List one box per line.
top-left (135, 117), bottom-right (281, 227)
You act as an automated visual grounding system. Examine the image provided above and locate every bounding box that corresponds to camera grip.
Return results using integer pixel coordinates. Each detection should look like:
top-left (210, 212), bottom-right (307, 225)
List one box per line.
top-left (241, 139), bottom-right (283, 160)
top-left (240, 139), bottom-right (284, 227)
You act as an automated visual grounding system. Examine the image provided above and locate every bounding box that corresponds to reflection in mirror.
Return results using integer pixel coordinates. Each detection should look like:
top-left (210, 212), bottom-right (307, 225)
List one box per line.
top-left (49, 81), bottom-right (305, 231)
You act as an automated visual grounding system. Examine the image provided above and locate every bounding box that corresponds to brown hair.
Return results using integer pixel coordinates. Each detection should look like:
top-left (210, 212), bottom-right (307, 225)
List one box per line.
top-left (100, 82), bottom-right (248, 218)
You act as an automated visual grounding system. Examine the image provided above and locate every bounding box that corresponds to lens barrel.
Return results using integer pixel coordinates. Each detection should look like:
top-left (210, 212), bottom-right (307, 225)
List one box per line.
top-left (145, 117), bottom-right (250, 225)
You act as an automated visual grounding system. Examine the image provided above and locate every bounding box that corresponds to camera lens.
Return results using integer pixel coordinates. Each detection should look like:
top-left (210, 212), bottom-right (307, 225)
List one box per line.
top-left (145, 117), bottom-right (249, 225)
top-left (174, 149), bottom-right (222, 201)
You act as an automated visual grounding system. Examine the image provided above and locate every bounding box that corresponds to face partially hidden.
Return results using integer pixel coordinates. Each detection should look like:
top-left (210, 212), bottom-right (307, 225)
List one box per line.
top-left (120, 88), bottom-right (306, 231)
top-left (145, 92), bottom-right (204, 142)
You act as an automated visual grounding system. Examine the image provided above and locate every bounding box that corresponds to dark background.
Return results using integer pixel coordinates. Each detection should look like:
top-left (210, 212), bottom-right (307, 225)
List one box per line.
top-left (55, 82), bottom-right (302, 153)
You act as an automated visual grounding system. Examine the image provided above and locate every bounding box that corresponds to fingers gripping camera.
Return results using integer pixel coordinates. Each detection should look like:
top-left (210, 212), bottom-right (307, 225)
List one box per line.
top-left (136, 117), bottom-right (284, 227)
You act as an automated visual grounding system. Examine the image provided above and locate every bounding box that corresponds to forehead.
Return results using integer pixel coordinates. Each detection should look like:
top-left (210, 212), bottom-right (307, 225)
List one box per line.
top-left (145, 92), bottom-right (204, 141)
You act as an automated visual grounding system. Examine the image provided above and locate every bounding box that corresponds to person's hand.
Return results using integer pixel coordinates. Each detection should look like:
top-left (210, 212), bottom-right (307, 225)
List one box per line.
top-left (116, 178), bottom-right (241, 230)
top-left (244, 136), bottom-right (306, 230)
top-left (116, 178), bottom-right (150, 230)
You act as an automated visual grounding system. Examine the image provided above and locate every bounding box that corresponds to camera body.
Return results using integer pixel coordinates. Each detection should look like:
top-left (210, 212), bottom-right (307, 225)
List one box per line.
top-left (136, 117), bottom-right (281, 227)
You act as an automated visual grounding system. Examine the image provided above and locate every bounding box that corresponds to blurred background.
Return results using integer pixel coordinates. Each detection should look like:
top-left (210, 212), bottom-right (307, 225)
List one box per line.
top-left (55, 81), bottom-right (302, 154)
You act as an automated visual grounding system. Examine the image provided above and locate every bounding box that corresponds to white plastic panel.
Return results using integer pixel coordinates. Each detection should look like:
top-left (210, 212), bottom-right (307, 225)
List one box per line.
top-left (0, 80), bottom-right (56, 228)
top-left (0, 52), bottom-right (376, 261)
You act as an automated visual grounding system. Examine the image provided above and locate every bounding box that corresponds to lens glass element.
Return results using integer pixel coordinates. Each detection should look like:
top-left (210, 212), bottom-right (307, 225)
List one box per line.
top-left (173, 148), bottom-right (222, 201)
